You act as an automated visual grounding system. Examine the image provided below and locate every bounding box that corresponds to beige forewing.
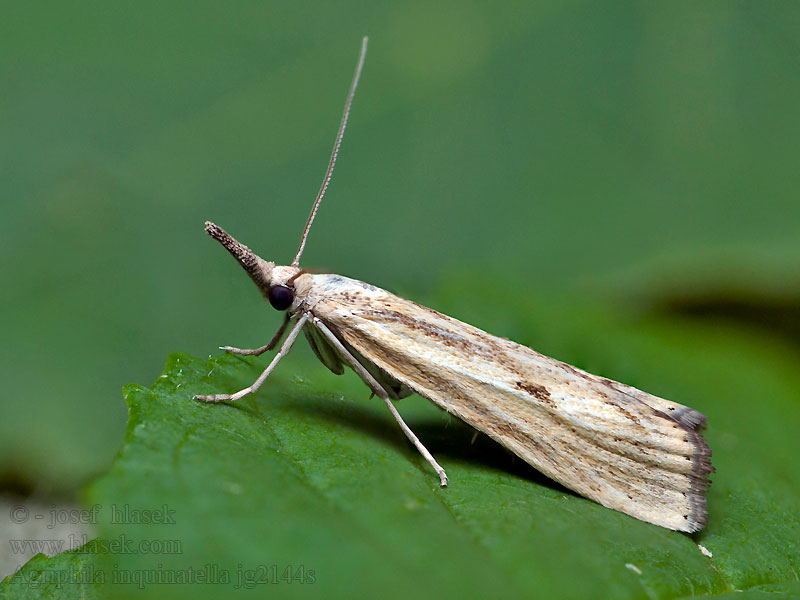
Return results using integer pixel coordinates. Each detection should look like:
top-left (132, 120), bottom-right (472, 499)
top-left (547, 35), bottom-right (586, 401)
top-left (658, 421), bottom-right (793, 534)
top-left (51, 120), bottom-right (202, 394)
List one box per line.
top-left (299, 274), bottom-right (713, 532)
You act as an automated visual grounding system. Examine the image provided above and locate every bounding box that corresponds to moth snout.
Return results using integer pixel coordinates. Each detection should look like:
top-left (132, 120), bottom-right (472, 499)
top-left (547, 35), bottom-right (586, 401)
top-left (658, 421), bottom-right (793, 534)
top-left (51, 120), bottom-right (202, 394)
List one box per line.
top-left (204, 220), bottom-right (275, 297)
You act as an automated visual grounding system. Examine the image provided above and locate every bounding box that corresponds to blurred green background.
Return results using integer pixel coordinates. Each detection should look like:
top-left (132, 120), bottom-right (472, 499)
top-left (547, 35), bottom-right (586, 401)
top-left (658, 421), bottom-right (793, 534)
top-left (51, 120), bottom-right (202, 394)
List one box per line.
top-left (2, 0), bottom-right (798, 515)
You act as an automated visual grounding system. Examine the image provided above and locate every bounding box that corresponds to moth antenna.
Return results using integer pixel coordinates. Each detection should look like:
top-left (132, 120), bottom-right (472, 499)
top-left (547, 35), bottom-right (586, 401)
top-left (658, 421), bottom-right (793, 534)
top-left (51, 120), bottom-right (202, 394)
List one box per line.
top-left (291, 36), bottom-right (368, 267)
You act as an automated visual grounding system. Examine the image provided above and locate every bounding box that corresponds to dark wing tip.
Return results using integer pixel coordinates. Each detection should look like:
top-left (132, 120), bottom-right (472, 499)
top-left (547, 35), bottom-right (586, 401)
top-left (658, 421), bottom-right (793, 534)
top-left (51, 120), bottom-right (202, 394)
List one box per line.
top-left (670, 406), bottom-right (709, 430)
top-left (677, 412), bottom-right (714, 532)
top-left (685, 492), bottom-right (708, 532)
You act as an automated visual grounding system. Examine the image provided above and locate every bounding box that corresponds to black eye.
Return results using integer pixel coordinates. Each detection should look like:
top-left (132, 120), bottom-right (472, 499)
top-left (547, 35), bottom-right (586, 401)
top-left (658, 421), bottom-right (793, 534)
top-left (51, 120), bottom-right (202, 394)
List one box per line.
top-left (268, 285), bottom-right (294, 311)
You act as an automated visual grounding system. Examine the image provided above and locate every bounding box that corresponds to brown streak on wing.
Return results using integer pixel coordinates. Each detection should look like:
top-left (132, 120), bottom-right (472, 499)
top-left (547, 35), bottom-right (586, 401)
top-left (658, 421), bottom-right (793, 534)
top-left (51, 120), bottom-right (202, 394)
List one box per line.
top-left (515, 381), bottom-right (553, 404)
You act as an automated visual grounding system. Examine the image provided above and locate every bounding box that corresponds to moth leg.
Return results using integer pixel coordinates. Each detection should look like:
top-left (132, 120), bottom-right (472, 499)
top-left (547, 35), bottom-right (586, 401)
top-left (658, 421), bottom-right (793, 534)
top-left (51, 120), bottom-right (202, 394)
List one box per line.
top-left (220, 313), bottom-right (291, 356)
top-left (380, 395), bottom-right (449, 487)
top-left (312, 318), bottom-right (448, 487)
top-left (195, 314), bottom-right (309, 403)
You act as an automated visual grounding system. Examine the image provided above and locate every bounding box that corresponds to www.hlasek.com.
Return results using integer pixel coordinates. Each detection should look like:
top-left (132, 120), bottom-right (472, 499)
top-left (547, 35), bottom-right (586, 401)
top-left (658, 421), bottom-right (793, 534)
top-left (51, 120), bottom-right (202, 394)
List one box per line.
top-left (9, 534), bottom-right (182, 556)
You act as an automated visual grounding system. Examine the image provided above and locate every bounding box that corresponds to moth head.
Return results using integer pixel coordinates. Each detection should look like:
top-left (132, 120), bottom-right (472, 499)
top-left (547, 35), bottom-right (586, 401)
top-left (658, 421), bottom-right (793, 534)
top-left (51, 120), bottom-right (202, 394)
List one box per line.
top-left (266, 265), bottom-right (304, 311)
top-left (204, 221), bottom-right (301, 311)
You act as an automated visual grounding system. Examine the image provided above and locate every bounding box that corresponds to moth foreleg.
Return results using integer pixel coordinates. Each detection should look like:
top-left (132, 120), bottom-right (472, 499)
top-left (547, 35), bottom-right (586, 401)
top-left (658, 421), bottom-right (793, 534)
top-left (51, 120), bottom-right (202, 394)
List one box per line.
top-left (220, 313), bottom-right (291, 356)
top-left (311, 318), bottom-right (448, 487)
top-left (195, 314), bottom-right (309, 403)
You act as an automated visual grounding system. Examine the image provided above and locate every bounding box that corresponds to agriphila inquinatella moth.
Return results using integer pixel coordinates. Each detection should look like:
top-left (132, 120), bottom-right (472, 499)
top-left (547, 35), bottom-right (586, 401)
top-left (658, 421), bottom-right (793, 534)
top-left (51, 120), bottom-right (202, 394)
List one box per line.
top-left (195, 37), bottom-right (714, 532)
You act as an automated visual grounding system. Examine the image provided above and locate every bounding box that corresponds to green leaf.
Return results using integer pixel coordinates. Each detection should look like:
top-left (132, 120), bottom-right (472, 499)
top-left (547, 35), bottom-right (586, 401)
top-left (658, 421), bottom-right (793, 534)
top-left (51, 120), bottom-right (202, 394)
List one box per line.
top-left (5, 282), bottom-right (798, 599)
top-left (0, 550), bottom-right (102, 599)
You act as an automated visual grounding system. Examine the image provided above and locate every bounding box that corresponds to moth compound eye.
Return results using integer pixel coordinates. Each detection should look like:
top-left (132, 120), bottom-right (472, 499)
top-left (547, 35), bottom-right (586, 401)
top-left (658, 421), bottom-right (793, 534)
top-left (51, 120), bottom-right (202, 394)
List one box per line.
top-left (268, 285), bottom-right (294, 311)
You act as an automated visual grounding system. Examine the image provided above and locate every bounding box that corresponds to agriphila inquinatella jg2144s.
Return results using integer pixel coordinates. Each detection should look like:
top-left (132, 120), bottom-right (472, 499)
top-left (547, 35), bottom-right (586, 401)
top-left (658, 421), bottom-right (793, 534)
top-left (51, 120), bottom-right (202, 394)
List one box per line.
top-left (195, 37), bottom-right (714, 532)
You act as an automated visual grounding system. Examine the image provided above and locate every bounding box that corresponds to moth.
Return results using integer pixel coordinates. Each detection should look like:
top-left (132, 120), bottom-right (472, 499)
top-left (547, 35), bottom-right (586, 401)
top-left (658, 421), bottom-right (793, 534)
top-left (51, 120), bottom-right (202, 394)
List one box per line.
top-left (196, 37), bottom-right (713, 532)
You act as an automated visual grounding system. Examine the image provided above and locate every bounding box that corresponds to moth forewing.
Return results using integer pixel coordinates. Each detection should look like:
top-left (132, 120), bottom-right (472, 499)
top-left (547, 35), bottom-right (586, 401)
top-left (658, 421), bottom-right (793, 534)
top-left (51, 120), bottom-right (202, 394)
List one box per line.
top-left (296, 273), bottom-right (713, 532)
